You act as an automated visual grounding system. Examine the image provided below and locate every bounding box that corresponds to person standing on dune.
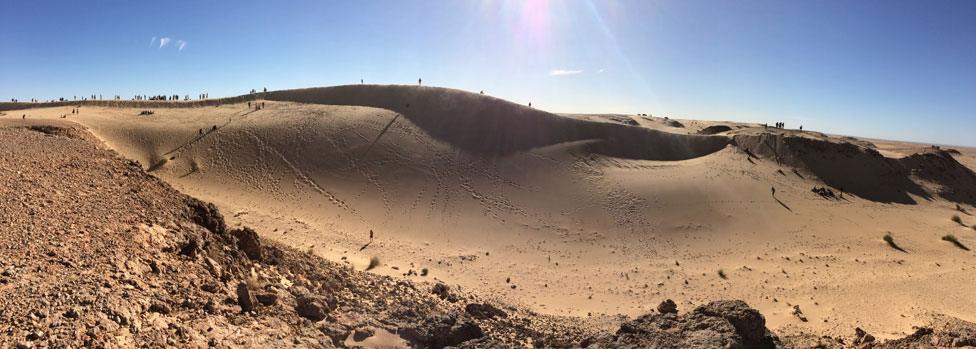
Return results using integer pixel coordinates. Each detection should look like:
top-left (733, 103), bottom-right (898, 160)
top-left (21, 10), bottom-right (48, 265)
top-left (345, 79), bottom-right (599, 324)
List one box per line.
top-left (418, 78), bottom-right (422, 86)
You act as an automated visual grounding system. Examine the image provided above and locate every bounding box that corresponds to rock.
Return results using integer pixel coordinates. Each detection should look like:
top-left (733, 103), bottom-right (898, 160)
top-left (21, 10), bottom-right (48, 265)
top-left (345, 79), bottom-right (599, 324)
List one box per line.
top-left (693, 300), bottom-right (774, 348)
top-left (148, 302), bottom-right (171, 314)
top-left (318, 322), bottom-right (351, 346)
top-left (178, 237), bottom-right (201, 258)
top-left (200, 282), bottom-right (220, 293)
top-left (186, 198), bottom-right (226, 234)
top-left (236, 282), bottom-right (256, 312)
top-left (203, 298), bottom-right (216, 314)
top-left (295, 294), bottom-right (334, 321)
top-left (657, 299), bottom-right (678, 314)
top-left (604, 300), bottom-right (777, 349)
top-left (230, 227), bottom-right (262, 261)
top-left (680, 316), bottom-right (741, 348)
top-left (25, 330), bottom-right (41, 341)
top-left (464, 303), bottom-right (507, 320)
top-left (203, 257), bottom-right (223, 279)
top-left (63, 308), bottom-right (79, 319)
top-left (353, 326), bottom-right (375, 341)
top-left (431, 283), bottom-right (457, 302)
top-left (148, 260), bottom-right (161, 274)
top-left (400, 315), bottom-right (484, 349)
top-left (792, 305), bottom-right (808, 322)
top-left (255, 292), bottom-right (278, 306)
top-left (854, 327), bottom-right (875, 345)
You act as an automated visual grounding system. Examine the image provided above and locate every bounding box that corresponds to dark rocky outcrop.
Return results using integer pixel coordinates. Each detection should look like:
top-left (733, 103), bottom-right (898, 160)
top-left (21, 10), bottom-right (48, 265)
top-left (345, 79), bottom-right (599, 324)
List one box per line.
top-left (464, 303), bottom-right (507, 320)
top-left (230, 227), bottom-right (262, 261)
top-left (186, 198), bottom-right (226, 234)
top-left (295, 293), bottom-right (335, 321)
top-left (733, 134), bottom-right (976, 204)
top-left (399, 314), bottom-right (484, 349)
top-left (594, 300), bottom-right (777, 349)
top-left (236, 282), bottom-right (256, 312)
top-left (657, 299), bottom-right (678, 314)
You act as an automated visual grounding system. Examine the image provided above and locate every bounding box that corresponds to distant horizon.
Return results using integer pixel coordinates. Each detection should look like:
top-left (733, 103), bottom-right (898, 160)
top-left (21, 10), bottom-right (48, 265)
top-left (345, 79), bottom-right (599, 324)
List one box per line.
top-left (4, 82), bottom-right (973, 149)
top-left (1, 1), bottom-right (973, 146)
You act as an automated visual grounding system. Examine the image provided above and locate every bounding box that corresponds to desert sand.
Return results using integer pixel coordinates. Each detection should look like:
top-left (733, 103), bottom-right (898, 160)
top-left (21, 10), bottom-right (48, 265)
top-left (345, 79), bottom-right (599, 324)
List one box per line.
top-left (2, 85), bottom-right (975, 347)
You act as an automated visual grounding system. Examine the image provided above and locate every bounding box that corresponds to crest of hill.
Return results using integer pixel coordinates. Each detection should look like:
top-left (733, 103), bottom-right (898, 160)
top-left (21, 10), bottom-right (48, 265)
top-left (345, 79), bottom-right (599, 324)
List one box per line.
top-left (731, 130), bottom-right (976, 204)
top-left (260, 85), bottom-right (730, 160)
top-left (1, 85), bottom-right (731, 160)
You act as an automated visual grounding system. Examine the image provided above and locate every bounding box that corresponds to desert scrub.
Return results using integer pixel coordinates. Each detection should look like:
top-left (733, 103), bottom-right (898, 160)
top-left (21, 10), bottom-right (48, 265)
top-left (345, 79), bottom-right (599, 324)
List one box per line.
top-left (883, 233), bottom-right (906, 252)
top-left (942, 234), bottom-right (970, 251)
top-left (366, 256), bottom-right (381, 271)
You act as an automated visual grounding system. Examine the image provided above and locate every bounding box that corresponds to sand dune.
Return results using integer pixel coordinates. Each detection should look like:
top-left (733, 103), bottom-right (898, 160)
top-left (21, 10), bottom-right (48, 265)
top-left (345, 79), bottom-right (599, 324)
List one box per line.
top-left (4, 85), bottom-right (976, 340)
top-left (733, 130), bottom-right (976, 204)
top-left (261, 85), bottom-right (730, 160)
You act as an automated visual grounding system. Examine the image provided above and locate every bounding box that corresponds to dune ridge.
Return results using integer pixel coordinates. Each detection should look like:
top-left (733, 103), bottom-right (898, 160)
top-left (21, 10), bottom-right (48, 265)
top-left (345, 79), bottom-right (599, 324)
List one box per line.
top-left (2, 85), bottom-right (731, 160)
top-left (733, 131), bottom-right (976, 204)
top-left (261, 85), bottom-right (731, 160)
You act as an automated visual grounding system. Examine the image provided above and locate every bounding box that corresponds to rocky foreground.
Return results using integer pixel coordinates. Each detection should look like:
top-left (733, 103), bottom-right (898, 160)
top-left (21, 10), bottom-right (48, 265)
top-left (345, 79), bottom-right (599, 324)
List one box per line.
top-left (1, 121), bottom-right (974, 348)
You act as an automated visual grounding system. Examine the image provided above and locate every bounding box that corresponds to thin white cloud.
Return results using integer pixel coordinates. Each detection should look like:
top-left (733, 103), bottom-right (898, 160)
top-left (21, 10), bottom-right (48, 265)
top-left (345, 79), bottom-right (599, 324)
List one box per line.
top-left (177, 40), bottom-right (187, 51)
top-left (150, 36), bottom-right (157, 47)
top-left (550, 69), bottom-right (583, 76)
top-left (598, 69), bottom-right (605, 73)
top-left (159, 37), bottom-right (171, 48)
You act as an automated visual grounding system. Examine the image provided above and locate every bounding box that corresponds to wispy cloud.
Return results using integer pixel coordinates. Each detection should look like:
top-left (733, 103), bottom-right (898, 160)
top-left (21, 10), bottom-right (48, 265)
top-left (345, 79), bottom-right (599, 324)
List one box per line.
top-left (149, 36), bottom-right (188, 52)
top-left (598, 69), bottom-right (605, 73)
top-left (550, 69), bottom-right (583, 76)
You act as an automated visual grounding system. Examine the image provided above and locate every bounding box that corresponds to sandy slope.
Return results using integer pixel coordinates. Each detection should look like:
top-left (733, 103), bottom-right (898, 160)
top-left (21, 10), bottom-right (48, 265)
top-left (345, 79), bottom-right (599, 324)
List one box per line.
top-left (6, 85), bottom-right (976, 340)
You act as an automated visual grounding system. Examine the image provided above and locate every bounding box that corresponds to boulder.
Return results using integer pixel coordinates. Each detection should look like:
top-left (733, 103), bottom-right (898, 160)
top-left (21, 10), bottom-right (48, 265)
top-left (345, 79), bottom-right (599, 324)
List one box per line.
top-left (657, 299), bottom-right (678, 314)
top-left (464, 303), bottom-right (507, 320)
top-left (296, 294), bottom-right (335, 321)
top-left (236, 282), bottom-right (256, 312)
top-left (186, 198), bottom-right (226, 234)
top-left (230, 227), bottom-right (262, 261)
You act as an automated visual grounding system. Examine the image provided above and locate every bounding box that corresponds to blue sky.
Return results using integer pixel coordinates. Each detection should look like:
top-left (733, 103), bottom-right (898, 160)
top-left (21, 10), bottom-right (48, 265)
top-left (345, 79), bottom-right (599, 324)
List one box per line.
top-left (1, 0), bottom-right (974, 146)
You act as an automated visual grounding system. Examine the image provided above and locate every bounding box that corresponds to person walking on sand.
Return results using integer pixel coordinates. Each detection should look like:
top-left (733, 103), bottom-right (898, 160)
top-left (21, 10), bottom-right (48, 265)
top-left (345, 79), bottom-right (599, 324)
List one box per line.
top-left (369, 229), bottom-right (374, 241)
top-left (418, 78), bottom-right (422, 86)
